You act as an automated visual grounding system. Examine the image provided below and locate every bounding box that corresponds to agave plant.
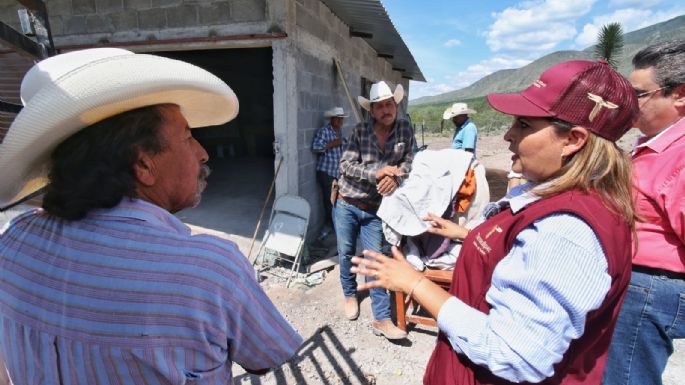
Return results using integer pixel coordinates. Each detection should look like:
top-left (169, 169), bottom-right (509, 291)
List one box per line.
top-left (595, 22), bottom-right (624, 70)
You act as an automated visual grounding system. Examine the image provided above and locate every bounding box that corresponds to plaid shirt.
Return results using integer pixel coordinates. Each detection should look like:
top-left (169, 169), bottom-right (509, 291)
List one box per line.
top-left (338, 118), bottom-right (414, 205)
top-left (312, 123), bottom-right (346, 178)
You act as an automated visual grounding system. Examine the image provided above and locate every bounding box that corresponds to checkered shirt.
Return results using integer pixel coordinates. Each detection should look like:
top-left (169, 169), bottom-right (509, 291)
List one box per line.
top-left (312, 123), bottom-right (346, 178)
top-left (338, 118), bottom-right (415, 205)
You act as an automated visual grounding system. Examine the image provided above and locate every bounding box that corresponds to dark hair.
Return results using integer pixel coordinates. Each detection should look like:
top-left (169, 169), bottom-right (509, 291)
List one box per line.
top-left (632, 40), bottom-right (685, 96)
top-left (42, 104), bottom-right (172, 220)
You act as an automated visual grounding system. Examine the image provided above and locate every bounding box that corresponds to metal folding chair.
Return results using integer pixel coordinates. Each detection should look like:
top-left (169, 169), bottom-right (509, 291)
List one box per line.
top-left (253, 194), bottom-right (310, 287)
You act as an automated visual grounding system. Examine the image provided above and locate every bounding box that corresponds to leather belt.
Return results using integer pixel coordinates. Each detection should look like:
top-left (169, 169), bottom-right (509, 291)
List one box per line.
top-left (633, 265), bottom-right (685, 280)
top-left (337, 193), bottom-right (379, 211)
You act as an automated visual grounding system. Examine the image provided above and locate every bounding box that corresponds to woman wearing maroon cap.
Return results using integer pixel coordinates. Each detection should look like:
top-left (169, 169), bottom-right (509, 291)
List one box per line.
top-left (351, 60), bottom-right (638, 385)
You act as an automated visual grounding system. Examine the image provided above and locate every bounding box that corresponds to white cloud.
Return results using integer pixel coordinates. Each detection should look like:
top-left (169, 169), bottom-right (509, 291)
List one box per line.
top-left (444, 39), bottom-right (462, 47)
top-left (575, 6), bottom-right (685, 47)
top-left (446, 56), bottom-right (533, 89)
top-left (487, 0), bottom-right (596, 54)
top-left (608, 0), bottom-right (661, 7)
top-left (408, 80), bottom-right (457, 100)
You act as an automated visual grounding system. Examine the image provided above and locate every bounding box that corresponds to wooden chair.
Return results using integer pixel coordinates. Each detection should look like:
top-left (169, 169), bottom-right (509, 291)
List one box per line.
top-left (395, 268), bottom-right (453, 331)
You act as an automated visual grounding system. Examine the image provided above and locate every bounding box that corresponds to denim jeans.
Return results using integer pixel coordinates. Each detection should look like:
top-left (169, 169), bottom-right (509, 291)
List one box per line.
top-left (316, 171), bottom-right (335, 228)
top-left (334, 198), bottom-right (391, 321)
top-left (602, 269), bottom-right (685, 385)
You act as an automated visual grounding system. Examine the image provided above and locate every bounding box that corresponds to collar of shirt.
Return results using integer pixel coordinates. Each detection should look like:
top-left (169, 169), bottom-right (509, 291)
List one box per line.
top-left (633, 116), bottom-right (685, 155)
top-left (88, 197), bottom-right (191, 235)
top-left (458, 118), bottom-right (473, 129)
top-left (504, 181), bottom-right (544, 214)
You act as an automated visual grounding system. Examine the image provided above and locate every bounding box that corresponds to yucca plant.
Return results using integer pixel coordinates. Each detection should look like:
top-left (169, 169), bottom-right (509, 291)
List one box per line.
top-left (595, 22), bottom-right (624, 70)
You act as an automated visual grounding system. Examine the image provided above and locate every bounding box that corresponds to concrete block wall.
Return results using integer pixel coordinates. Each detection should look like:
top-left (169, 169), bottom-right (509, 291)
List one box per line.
top-left (292, 0), bottom-right (408, 231)
top-left (0, 0), bottom-right (269, 47)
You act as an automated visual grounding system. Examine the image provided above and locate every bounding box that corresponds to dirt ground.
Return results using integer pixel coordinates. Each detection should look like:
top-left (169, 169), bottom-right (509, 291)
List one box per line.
top-left (233, 131), bottom-right (684, 385)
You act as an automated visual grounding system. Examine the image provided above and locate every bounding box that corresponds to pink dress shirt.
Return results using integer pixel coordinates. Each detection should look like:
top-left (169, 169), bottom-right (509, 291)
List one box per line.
top-left (632, 117), bottom-right (685, 273)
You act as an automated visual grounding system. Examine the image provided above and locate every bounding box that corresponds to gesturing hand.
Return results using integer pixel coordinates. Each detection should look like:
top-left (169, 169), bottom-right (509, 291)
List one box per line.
top-left (351, 246), bottom-right (423, 294)
top-left (423, 213), bottom-right (470, 240)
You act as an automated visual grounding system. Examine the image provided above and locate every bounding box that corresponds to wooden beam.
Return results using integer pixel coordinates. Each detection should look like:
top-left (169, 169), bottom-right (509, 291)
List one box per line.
top-left (334, 58), bottom-right (362, 124)
top-left (377, 53), bottom-right (393, 59)
top-left (0, 100), bottom-right (23, 113)
top-left (0, 20), bottom-right (42, 58)
top-left (350, 30), bottom-right (373, 39)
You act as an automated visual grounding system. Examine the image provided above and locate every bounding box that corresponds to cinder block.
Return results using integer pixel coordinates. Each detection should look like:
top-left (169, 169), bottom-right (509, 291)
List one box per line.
top-left (86, 13), bottom-right (115, 33)
top-left (166, 5), bottom-right (198, 28)
top-left (124, 0), bottom-right (152, 10)
top-left (199, 1), bottom-right (230, 25)
top-left (72, 0), bottom-right (96, 15)
top-left (110, 9), bottom-right (138, 30)
top-left (231, 0), bottom-right (265, 22)
top-left (64, 15), bottom-right (87, 34)
top-left (95, 0), bottom-right (123, 13)
top-left (138, 8), bottom-right (166, 30)
top-left (151, 0), bottom-right (182, 7)
top-left (45, 0), bottom-right (72, 17)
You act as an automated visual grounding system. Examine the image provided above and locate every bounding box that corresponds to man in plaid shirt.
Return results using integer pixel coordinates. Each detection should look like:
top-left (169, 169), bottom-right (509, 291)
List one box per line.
top-left (312, 107), bottom-right (348, 232)
top-left (335, 81), bottom-right (414, 340)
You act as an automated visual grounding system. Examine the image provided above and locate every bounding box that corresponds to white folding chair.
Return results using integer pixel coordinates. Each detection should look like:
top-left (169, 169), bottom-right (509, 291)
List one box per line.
top-left (254, 194), bottom-right (310, 287)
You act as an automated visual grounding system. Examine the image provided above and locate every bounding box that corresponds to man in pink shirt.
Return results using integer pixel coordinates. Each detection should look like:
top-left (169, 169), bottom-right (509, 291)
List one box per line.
top-left (603, 40), bottom-right (685, 385)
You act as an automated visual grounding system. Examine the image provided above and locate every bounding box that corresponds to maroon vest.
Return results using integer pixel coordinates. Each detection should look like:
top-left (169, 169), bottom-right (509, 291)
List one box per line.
top-left (423, 190), bottom-right (631, 385)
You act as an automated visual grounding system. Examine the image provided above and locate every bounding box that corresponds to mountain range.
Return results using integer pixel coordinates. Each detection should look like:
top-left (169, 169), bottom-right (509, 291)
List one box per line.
top-left (410, 15), bottom-right (685, 106)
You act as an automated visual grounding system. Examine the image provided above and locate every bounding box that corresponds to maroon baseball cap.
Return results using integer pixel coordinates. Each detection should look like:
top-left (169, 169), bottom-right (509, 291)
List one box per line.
top-left (487, 60), bottom-right (638, 141)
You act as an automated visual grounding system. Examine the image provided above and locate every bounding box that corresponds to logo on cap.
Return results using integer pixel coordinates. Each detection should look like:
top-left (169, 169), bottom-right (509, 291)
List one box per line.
top-left (587, 93), bottom-right (618, 122)
top-left (533, 80), bottom-right (547, 88)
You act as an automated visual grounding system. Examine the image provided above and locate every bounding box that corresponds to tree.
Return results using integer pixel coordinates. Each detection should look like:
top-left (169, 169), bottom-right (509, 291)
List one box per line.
top-left (595, 22), bottom-right (624, 70)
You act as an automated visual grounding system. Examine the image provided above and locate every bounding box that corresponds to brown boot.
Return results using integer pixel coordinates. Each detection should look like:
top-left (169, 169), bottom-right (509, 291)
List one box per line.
top-left (344, 297), bottom-right (359, 320)
top-left (372, 319), bottom-right (407, 340)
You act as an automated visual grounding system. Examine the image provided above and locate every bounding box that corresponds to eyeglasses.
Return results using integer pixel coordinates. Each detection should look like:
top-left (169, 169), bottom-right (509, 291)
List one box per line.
top-left (634, 86), bottom-right (667, 99)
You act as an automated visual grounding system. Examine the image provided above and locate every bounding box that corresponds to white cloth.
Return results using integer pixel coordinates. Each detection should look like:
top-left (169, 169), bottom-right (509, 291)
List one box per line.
top-left (378, 149), bottom-right (473, 239)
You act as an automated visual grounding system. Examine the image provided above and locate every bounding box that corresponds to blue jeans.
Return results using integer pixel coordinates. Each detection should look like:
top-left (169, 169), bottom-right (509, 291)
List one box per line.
top-left (334, 198), bottom-right (390, 321)
top-left (602, 269), bottom-right (685, 385)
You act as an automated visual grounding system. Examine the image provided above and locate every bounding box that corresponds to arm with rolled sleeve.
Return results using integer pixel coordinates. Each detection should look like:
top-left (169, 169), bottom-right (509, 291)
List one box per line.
top-left (436, 214), bottom-right (610, 383)
top-left (339, 123), bottom-right (378, 184)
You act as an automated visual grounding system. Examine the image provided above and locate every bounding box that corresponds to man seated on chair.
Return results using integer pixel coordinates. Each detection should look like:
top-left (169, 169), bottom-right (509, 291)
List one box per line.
top-left (0, 48), bottom-right (301, 384)
top-left (335, 80), bottom-right (414, 340)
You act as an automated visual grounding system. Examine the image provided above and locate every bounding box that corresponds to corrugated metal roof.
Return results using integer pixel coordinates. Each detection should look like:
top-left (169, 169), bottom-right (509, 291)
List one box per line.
top-left (320, 0), bottom-right (425, 82)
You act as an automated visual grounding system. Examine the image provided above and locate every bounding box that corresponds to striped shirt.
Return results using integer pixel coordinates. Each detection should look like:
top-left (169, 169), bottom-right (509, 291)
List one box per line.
top-left (311, 123), bottom-right (347, 178)
top-left (0, 198), bottom-right (302, 385)
top-left (338, 118), bottom-right (414, 205)
top-left (438, 187), bottom-right (610, 383)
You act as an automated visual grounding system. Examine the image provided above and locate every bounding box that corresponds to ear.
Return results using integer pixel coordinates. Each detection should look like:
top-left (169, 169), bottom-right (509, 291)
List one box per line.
top-left (134, 153), bottom-right (156, 187)
top-left (672, 84), bottom-right (685, 108)
top-left (562, 126), bottom-right (590, 157)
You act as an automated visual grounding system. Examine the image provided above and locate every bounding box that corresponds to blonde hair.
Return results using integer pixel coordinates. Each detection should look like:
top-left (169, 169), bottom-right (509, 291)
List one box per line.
top-left (535, 122), bottom-right (637, 231)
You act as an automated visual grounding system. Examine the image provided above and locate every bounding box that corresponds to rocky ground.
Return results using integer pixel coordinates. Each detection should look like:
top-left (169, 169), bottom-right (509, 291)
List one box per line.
top-left (233, 131), bottom-right (684, 385)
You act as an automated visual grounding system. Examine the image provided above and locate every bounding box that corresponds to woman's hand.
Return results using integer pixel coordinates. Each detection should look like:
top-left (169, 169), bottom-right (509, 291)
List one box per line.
top-left (423, 212), bottom-right (470, 240)
top-left (351, 246), bottom-right (423, 294)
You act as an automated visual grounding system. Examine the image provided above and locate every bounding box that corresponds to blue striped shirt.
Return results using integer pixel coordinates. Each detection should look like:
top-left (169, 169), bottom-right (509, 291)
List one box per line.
top-left (311, 123), bottom-right (346, 178)
top-left (0, 198), bottom-right (302, 384)
top-left (437, 188), bottom-right (610, 383)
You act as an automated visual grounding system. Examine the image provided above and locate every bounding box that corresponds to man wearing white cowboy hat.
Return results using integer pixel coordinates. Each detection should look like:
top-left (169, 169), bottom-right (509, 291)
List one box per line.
top-left (0, 48), bottom-right (301, 383)
top-left (335, 80), bottom-right (414, 340)
top-left (443, 102), bottom-right (478, 154)
top-left (312, 106), bottom-right (348, 233)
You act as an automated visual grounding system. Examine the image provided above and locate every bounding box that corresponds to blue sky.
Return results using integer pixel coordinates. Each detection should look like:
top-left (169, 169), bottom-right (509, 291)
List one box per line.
top-left (382, 0), bottom-right (685, 100)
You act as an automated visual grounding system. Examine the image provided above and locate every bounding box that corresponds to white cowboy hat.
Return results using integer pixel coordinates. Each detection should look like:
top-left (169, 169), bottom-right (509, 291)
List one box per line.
top-left (0, 48), bottom-right (239, 208)
top-left (443, 102), bottom-right (476, 120)
top-left (323, 107), bottom-right (348, 118)
top-left (357, 81), bottom-right (404, 111)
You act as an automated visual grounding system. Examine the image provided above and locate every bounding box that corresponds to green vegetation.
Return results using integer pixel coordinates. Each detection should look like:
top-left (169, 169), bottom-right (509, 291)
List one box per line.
top-left (595, 22), bottom-right (624, 69)
top-left (407, 95), bottom-right (513, 137)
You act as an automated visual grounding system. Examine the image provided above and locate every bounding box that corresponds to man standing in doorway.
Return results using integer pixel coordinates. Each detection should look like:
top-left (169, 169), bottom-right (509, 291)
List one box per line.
top-left (312, 107), bottom-right (348, 234)
top-left (603, 40), bottom-right (685, 385)
top-left (335, 80), bottom-right (414, 340)
top-left (443, 102), bottom-right (478, 154)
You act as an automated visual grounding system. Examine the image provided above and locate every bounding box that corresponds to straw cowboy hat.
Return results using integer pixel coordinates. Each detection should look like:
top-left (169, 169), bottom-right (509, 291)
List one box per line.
top-left (357, 81), bottom-right (404, 111)
top-left (0, 48), bottom-right (239, 208)
top-left (443, 102), bottom-right (477, 120)
top-left (323, 107), bottom-right (348, 118)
